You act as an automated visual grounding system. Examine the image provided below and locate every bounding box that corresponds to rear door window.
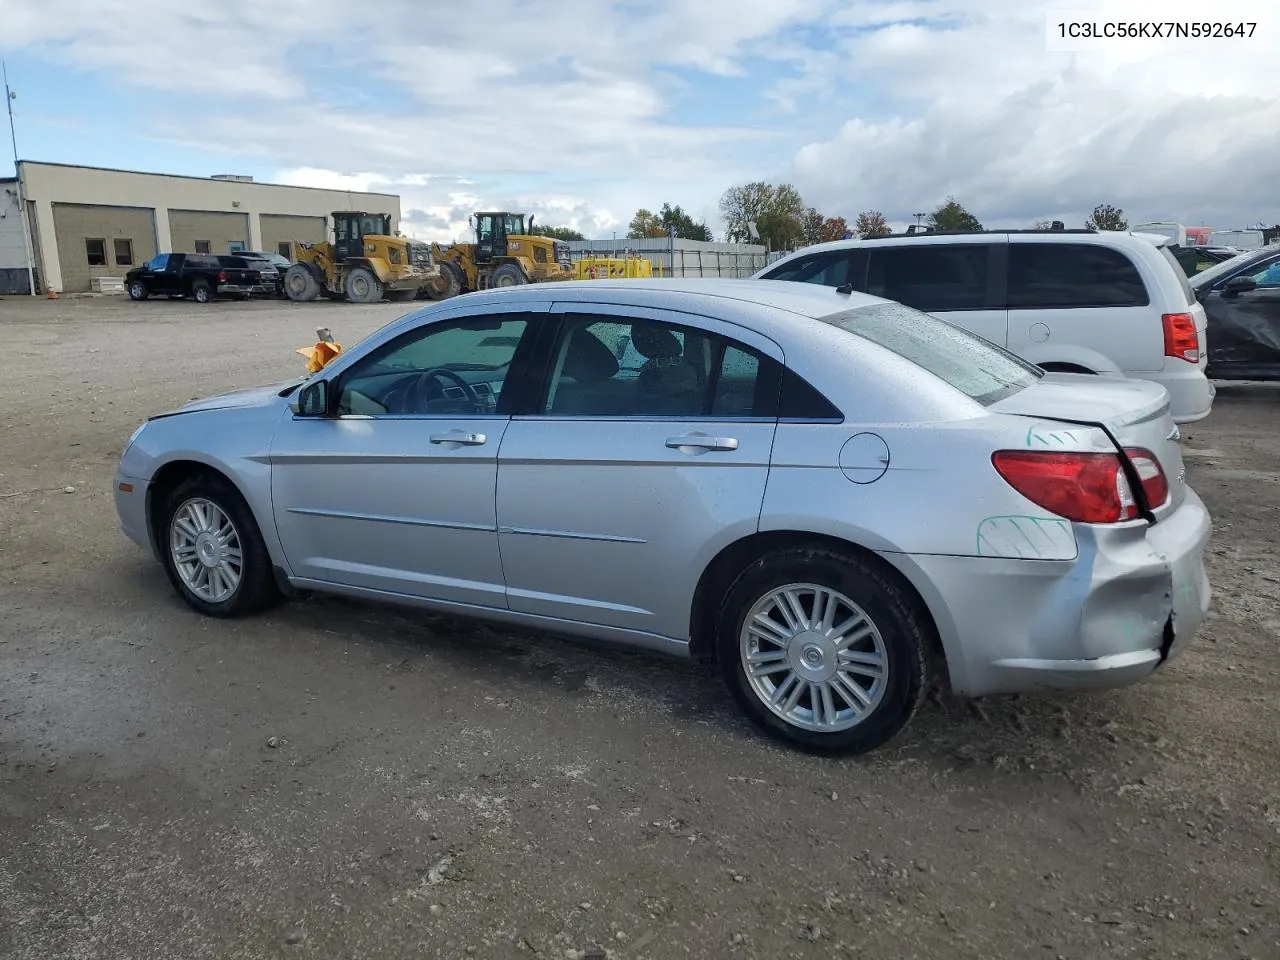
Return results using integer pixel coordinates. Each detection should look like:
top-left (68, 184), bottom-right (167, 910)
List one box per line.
top-left (1009, 243), bottom-right (1150, 308)
top-left (865, 244), bottom-right (989, 311)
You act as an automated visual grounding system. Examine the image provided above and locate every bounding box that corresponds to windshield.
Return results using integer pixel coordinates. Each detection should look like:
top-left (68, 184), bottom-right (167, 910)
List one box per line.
top-left (1190, 249), bottom-right (1265, 289)
top-left (819, 301), bottom-right (1043, 406)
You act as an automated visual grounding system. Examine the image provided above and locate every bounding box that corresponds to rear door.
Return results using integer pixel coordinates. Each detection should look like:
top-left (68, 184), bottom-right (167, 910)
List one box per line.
top-left (494, 304), bottom-right (782, 640)
top-left (863, 240), bottom-right (1009, 347)
top-left (1005, 239), bottom-right (1161, 372)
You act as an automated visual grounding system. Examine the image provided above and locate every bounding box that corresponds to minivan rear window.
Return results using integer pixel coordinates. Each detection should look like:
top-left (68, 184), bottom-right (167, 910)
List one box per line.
top-left (819, 301), bottom-right (1043, 406)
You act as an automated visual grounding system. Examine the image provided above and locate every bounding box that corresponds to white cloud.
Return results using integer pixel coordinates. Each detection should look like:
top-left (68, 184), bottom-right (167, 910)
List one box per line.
top-left (3, 0), bottom-right (1278, 239)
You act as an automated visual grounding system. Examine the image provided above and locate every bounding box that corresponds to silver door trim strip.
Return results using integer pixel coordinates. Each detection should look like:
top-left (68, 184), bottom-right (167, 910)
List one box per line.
top-left (287, 505), bottom-right (495, 533)
top-left (499, 525), bottom-right (647, 544)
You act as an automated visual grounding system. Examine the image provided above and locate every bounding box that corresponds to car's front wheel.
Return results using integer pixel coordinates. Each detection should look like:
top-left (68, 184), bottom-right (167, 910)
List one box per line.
top-left (128, 280), bottom-right (148, 301)
top-left (159, 475), bottom-right (279, 618)
top-left (717, 547), bottom-right (929, 755)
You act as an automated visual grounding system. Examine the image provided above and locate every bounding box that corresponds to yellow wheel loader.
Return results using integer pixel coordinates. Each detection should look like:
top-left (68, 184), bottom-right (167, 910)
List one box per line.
top-left (424, 212), bottom-right (574, 300)
top-left (284, 211), bottom-right (436, 305)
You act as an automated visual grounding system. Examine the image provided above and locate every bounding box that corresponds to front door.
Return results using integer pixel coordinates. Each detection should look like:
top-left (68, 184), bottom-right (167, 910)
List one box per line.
top-left (270, 308), bottom-right (544, 607)
top-left (495, 305), bottom-right (780, 641)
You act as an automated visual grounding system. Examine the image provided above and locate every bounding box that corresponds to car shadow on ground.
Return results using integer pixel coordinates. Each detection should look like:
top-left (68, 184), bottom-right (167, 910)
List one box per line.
top-left (248, 587), bottom-right (1154, 780)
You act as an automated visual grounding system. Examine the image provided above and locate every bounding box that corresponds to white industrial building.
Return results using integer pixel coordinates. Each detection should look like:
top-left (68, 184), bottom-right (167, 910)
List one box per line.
top-left (566, 237), bottom-right (771, 278)
top-left (0, 161), bottom-right (402, 294)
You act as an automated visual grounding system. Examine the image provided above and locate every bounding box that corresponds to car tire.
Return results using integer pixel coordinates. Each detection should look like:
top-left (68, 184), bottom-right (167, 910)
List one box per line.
top-left (128, 280), bottom-right (149, 301)
top-left (715, 546), bottom-right (929, 755)
top-left (159, 474), bottom-right (280, 619)
top-left (192, 280), bottom-right (213, 304)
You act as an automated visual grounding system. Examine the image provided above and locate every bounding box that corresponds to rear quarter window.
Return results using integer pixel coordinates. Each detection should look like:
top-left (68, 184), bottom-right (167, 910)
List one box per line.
top-left (1008, 243), bottom-right (1149, 308)
top-left (819, 302), bottom-right (1043, 406)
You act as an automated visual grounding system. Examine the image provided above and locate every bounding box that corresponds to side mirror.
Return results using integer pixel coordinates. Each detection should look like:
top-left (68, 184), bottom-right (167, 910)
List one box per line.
top-left (1223, 275), bottom-right (1257, 296)
top-left (290, 379), bottom-right (330, 417)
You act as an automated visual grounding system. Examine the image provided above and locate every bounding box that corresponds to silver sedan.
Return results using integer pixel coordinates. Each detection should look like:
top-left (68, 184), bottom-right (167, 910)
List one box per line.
top-left (114, 280), bottom-right (1212, 754)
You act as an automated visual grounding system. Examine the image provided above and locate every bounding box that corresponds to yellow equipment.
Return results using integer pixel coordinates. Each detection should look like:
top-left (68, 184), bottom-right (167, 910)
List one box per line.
top-left (572, 255), bottom-right (653, 280)
top-left (285, 211), bottom-right (436, 304)
top-left (424, 212), bottom-right (573, 300)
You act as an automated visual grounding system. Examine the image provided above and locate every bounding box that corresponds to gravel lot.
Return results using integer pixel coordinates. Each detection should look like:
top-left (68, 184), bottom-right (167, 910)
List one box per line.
top-left (1, 294), bottom-right (1278, 960)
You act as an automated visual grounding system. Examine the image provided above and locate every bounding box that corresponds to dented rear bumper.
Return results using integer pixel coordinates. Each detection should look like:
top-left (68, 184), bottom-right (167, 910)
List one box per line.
top-left (891, 487), bottom-right (1212, 697)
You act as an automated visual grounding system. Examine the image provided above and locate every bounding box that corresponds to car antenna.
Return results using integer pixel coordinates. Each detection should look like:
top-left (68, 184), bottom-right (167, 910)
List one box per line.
top-left (835, 282), bottom-right (855, 295)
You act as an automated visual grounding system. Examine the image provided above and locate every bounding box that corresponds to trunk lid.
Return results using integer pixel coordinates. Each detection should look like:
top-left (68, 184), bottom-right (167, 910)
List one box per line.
top-left (990, 373), bottom-right (1187, 516)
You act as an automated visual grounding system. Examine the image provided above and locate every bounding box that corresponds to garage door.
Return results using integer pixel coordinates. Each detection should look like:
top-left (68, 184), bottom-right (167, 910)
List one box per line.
top-left (168, 210), bottom-right (250, 255)
top-left (260, 214), bottom-right (326, 259)
top-left (52, 203), bottom-right (157, 293)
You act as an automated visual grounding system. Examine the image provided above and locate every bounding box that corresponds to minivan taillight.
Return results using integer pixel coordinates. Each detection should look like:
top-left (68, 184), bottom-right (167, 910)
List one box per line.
top-left (991, 451), bottom-right (1138, 523)
top-left (1162, 312), bottom-right (1200, 363)
top-left (1123, 446), bottom-right (1170, 508)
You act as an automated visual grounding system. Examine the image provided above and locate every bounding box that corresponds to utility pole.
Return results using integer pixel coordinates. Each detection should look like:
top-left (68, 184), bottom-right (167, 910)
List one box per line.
top-left (3, 60), bottom-right (36, 296)
top-left (913, 212), bottom-right (926, 232)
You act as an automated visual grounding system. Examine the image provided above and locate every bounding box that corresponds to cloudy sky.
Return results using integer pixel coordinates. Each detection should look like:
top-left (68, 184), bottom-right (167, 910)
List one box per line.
top-left (2, 0), bottom-right (1276, 241)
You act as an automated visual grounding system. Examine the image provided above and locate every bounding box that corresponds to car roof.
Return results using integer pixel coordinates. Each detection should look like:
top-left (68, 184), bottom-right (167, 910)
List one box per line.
top-left (441, 278), bottom-right (887, 334)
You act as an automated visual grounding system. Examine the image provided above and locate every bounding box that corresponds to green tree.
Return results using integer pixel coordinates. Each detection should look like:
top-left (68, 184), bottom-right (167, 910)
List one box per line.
top-left (719, 181), bottom-right (806, 248)
top-left (627, 208), bottom-right (666, 239)
top-left (658, 202), bottom-right (713, 242)
top-left (928, 197), bottom-right (983, 233)
top-left (1085, 203), bottom-right (1128, 231)
top-left (527, 224), bottom-right (586, 241)
top-left (854, 210), bottom-right (890, 238)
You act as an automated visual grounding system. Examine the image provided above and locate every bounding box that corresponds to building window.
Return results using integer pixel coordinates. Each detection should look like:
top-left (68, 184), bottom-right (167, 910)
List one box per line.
top-left (194, 240), bottom-right (211, 254)
top-left (277, 242), bottom-right (292, 259)
top-left (85, 238), bottom-right (107, 266)
top-left (113, 239), bottom-right (134, 266)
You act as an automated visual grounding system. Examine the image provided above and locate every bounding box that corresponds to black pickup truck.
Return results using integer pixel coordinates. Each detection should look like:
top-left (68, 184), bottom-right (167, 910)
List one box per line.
top-left (125, 253), bottom-right (278, 303)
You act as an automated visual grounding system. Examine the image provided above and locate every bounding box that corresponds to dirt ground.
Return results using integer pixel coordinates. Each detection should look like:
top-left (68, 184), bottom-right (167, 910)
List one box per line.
top-left (1, 294), bottom-right (1278, 960)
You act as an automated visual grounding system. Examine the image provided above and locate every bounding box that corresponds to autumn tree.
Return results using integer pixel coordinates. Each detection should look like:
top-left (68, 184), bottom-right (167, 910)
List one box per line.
top-left (719, 182), bottom-right (806, 249)
top-left (819, 216), bottom-right (849, 242)
top-left (1085, 203), bottom-right (1128, 231)
top-left (854, 210), bottom-right (890, 238)
top-left (928, 197), bottom-right (983, 233)
top-left (801, 208), bottom-right (826, 246)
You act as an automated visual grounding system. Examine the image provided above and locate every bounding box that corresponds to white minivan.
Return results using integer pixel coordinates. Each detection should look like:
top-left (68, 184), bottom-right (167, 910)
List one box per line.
top-left (754, 230), bottom-right (1214, 423)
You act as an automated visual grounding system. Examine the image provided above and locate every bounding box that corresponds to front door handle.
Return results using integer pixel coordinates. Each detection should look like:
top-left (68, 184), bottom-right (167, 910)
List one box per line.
top-left (665, 434), bottom-right (738, 452)
top-left (430, 431), bottom-right (487, 446)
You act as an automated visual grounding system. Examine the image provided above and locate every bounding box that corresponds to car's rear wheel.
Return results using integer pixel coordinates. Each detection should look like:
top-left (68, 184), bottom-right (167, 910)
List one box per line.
top-left (159, 475), bottom-right (279, 618)
top-left (716, 547), bottom-right (929, 755)
top-left (192, 280), bottom-right (213, 304)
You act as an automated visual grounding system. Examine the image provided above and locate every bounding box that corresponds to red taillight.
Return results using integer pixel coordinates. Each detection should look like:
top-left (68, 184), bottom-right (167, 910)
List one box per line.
top-left (218, 270), bottom-right (228, 283)
top-left (1162, 312), bottom-right (1199, 363)
top-left (992, 451), bottom-right (1138, 523)
top-left (1123, 446), bottom-right (1170, 508)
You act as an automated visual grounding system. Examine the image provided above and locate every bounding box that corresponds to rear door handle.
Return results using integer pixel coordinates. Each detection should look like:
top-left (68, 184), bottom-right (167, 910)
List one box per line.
top-left (430, 431), bottom-right (487, 446)
top-left (665, 434), bottom-right (738, 452)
